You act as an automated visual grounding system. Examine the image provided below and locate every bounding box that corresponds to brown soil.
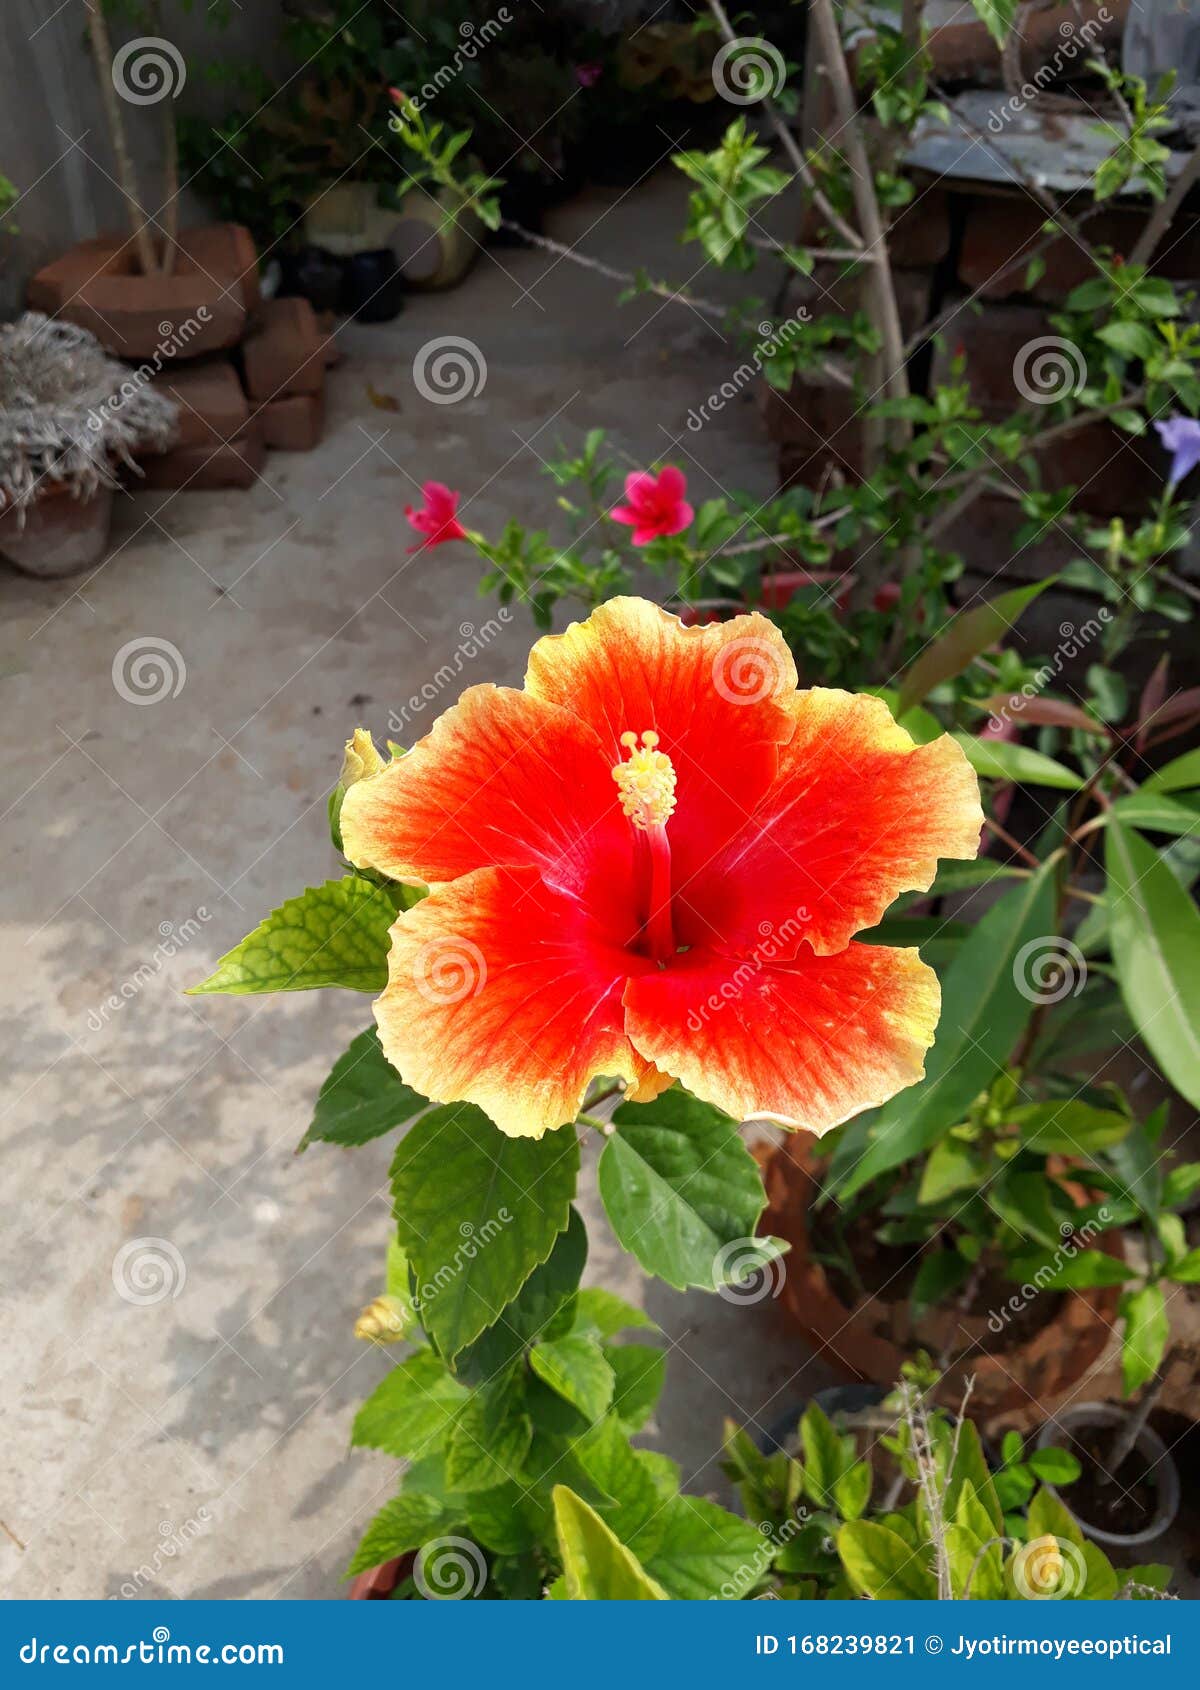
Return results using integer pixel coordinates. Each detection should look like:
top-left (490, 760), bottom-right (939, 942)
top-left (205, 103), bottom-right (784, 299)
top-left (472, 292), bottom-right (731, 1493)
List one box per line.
top-left (1066, 1428), bottom-right (1160, 1538)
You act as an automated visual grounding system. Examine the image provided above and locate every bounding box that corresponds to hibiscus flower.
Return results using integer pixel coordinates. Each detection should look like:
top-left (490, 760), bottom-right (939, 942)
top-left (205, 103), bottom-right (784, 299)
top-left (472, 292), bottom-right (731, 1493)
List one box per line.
top-left (610, 467), bottom-right (693, 545)
top-left (406, 482), bottom-right (468, 551)
top-left (340, 598), bottom-right (982, 1138)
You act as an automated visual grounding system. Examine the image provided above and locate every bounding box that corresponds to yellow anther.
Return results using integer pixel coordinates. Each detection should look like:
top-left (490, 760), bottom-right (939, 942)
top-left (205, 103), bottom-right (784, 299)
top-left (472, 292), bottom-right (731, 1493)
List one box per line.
top-left (612, 730), bottom-right (677, 830)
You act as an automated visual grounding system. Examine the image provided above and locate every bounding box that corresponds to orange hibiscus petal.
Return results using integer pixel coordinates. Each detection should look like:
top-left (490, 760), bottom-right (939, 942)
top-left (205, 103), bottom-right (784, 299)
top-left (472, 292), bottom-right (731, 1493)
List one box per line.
top-left (524, 597), bottom-right (797, 882)
top-left (340, 684), bottom-right (639, 939)
top-left (375, 865), bottom-right (656, 1139)
top-left (677, 689), bottom-right (982, 957)
top-left (623, 941), bottom-right (940, 1135)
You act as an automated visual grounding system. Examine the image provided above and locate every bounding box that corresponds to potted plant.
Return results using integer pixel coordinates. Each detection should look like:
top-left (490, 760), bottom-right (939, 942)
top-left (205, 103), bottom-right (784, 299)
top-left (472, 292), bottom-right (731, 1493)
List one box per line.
top-left (0, 313), bottom-right (176, 577)
top-left (1034, 1400), bottom-right (1182, 1549)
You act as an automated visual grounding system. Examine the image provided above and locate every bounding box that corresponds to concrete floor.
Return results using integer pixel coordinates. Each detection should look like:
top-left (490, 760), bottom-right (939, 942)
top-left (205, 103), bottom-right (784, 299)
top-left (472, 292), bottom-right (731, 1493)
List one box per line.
top-left (0, 172), bottom-right (836, 1599)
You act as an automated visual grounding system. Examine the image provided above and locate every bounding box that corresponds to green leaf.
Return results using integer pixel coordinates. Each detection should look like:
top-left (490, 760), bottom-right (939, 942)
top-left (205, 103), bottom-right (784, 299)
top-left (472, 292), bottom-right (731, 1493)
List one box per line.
top-left (833, 1460), bottom-right (873, 1522)
top-left (1163, 1161), bottom-right (1200, 1208)
top-left (1027, 1484), bottom-right (1083, 1549)
top-left (1120, 1282), bottom-right (1169, 1395)
top-left (351, 1350), bottom-right (468, 1458)
top-left (945, 1523), bottom-right (1002, 1599)
top-left (1109, 792), bottom-right (1200, 838)
top-left (391, 1105), bottom-right (579, 1361)
top-left (1144, 748), bottom-right (1200, 792)
top-left (911, 1249), bottom-right (971, 1318)
top-left (188, 876), bottom-right (398, 994)
top-left (1096, 320), bottom-right (1161, 361)
top-left (299, 1027), bottom-right (428, 1151)
top-left (839, 862), bottom-right (1056, 1197)
top-left (642, 1495), bottom-right (768, 1600)
top-left (529, 1335), bottom-right (615, 1423)
top-left (1168, 1246), bottom-right (1200, 1283)
top-left (987, 1169), bottom-right (1064, 1249)
top-left (455, 1207), bottom-right (587, 1382)
top-left (598, 1090), bottom-right (772, 1291)
top-left (466, 1483), bottom-right (538, 1556)
top-left (444, 1379), bottom-right (533, 1494)
top-left (837, 1521), bottom-right (937, 1598)
top-left (344, 1491), bottom-right (452, 1578)
top-left (953, 734), bottom-right (1083, 790)
top-left (567, 1415), bottom-right (665, 1551)
top-left (946, 1419), bottom-right (1004, 1534)
top-left (1008, 1247), bottom-right (1135, 1290)
top-left (800, 1400), bottom-right (854, 1508)
top-left (897, 579), bottom-right (1050, 713)
top-left (918, 1138), bottom-right (986, 1203)
top-left (1106, 819), bottom-right (1200, 1109)
top-left (967, 0), bottom-right (1018, 49)
top-left (552, 1486), bottom-right (668, 1600)
top-left (1027, 1447), bottom-right (1082, 1486)
top-left (606, 1344), bottom-right (667, 1431)
top-left (569, 1288), bottom-right (657, 1340)
top-left (1009, 1100), bottom-right (1131, 1155)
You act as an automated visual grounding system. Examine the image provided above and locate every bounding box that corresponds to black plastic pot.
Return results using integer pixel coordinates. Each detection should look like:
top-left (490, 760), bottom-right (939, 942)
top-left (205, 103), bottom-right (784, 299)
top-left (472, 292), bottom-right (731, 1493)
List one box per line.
top-left (762, 1384), bottom-right (890, 1455)
top-left (276, 245), bottom-right (345, 314)
top-left (341, 249), bottom-right (405, 323)
top-left (1036, 1402), bottom-right (1181, 1548)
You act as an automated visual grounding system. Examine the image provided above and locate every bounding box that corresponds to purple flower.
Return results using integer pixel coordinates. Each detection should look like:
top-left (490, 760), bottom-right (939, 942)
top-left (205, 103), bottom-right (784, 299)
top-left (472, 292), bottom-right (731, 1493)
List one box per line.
top-left (1155, 416), bottom-right (1200, 487)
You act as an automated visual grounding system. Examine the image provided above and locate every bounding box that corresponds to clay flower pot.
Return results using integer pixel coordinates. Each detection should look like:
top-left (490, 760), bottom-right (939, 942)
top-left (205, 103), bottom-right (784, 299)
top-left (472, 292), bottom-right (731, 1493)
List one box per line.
top-left (759, 1134), bottom-right (1124, 1418)
top-left (347, 1551), bottom-right (415, 1600)
top-left (0, 483), bottom-right (114, 578)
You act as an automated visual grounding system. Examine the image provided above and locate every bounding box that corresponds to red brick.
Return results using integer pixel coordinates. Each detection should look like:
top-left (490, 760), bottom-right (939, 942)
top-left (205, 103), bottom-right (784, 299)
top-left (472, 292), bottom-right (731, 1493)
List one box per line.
top-left (762, 372), bottom-right (865, 487)
top-left (888, 187), bottom-right (952, 269)
top-left (27, 224), bottom-right (255, 360)
top-left (260, 391), bottom-right (325, 451)
top-left (930, 297), bottom-right (1055, 414)
top-left (242, 298), bottom-right (324, 401)
top-left (924, 1), bottom-right (1124, 85)
top-left (152, 358), bottom-right (249, 451)
top-left (137, 422), bottom-right (266, 491)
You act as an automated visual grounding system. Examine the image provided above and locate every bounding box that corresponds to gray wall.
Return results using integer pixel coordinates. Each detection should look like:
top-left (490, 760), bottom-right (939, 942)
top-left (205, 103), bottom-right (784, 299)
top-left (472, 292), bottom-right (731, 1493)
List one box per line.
top-left (0, 0), bottom-right (286, 314)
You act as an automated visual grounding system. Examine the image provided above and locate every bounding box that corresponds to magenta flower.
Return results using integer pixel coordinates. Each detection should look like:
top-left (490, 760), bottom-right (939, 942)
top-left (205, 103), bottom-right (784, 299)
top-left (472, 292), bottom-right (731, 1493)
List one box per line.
top-left (610, 467), bottom-right (694, 546)
top-left (1155, 416), bottom-right (1200, 488)
top-left (406, 482), bottom-right (468, 551)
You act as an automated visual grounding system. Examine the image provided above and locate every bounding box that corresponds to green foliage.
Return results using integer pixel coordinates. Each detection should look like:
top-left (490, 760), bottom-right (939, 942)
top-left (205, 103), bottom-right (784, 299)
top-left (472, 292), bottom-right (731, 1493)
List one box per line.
top-left (188, 877), bottom-right (400, 995)
top-left (298, 1027), bottom-right (428, 1151)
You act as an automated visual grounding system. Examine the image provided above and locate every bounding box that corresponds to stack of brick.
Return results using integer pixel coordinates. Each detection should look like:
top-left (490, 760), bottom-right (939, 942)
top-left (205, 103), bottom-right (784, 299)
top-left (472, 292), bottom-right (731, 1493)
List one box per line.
top-left (25, 224), bottom-right (330, 492)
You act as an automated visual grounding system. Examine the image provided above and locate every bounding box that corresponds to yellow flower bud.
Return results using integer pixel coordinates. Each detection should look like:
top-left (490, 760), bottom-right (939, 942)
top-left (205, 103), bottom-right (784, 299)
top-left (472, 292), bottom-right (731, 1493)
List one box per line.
top-left (339, 727), bottom-right (384, 790)
top-left (354, 1294), bottom-right (410, 1344)
top-left (1023, 1534), bottom-right (1064, 1593)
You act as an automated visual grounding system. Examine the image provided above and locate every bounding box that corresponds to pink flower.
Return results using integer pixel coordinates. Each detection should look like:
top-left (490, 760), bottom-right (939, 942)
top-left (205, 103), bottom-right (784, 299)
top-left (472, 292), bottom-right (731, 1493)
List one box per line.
top-left (406, 482), bottom-right (468, 551)
top-left (610, 467), bottom-right (694, 546)
top-left (575, 62), bottom-right (603, 88)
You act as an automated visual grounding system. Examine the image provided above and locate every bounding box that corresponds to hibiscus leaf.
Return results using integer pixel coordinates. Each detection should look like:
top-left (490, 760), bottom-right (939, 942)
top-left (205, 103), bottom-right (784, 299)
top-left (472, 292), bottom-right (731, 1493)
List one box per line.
top-left (896, 579), bottom-right (1050, 714)
top-left (552, 1486), bottom-right (668, 1600)
top-left (639, 1494), bottom-right (769, 1600)
top-left (598, 1090), bottom-right (779, 1292)
top-left (606, 1344), bottom-right (666, 1431)
top-left (344, 1491), bottom-right (453, 1579)
top-left (298, 1027), bottom-right (429, 1152)
top-left (454, 1207), bottom-right (587, 1383)
top-left (390, 1104), bottom-right (579, 1362)
top-left (529, 1334), bottom-right (615, 1423)
top-left (1106, 818), bottom-right (1200, 1109)
top-left (838, 859), bottom-right (1057, 1199)
top-left (188, 876), bottom-right (398, 995)
top-left (350, 1349), bottom-right (468, 1459)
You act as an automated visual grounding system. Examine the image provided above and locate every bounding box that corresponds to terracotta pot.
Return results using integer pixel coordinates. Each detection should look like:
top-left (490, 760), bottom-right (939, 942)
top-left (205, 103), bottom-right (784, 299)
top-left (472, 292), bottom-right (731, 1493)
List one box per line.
top-left (347, 1551), bottom-right (415, 1600)
top-left (759, 1135), bottom-right (1124, 1418)
top-left (0, 483), bottom-right (114, 578)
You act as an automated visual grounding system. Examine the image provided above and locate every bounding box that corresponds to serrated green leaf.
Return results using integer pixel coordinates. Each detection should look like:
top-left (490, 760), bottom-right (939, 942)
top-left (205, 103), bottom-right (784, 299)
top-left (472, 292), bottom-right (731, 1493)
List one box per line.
top-left (299, 1026), bottom-right (428, 1151)
top-left (553, 1486), bottom-right (668, 1600)
top-left (189, 876), bottom-right (398, 994)
top-left (642, 1495), bottom-right (768, 1600)
top-left (455, 1207), bottom-right (587, 1383)
top-left (351, 1350), bottom-right (468, 1458)
top-left (606, 1344), bottom-right (666, 1431)
top-left (344, 1490), bottom-right (452, 1578)
top-left (569, 1288), bottom-right (657, 1340)
top-left (1107, 819), bottom-right (1200, 1109)
top-left (598, 1090), bottom-right (769, 1291)
top-left (444, 1380), bottom-right (533, 1493)
top-left (391, 1105), bottom-right (579, 1361)
top-left (530, 1335), bottom-right (615, 1423)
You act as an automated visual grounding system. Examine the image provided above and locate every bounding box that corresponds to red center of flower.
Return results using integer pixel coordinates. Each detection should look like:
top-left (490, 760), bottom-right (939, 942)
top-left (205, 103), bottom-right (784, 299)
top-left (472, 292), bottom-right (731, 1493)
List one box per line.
top-left (611, 730), bottom-right (677, 964)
